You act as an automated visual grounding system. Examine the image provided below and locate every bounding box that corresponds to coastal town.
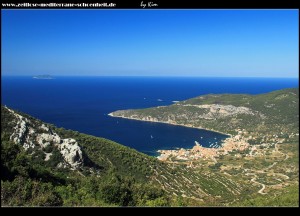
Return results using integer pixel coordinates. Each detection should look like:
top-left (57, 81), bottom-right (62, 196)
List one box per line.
top-left (156, 128), bottom-right (298, 163)
top-left (157, 131), bottom-right (249, 162)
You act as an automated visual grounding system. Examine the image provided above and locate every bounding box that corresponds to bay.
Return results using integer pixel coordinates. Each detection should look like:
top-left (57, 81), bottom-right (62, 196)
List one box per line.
top-left (1, 76), bottom-right (298, 155)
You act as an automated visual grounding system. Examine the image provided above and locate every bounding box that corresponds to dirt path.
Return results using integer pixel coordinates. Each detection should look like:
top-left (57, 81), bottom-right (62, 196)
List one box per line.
top-left (273, 173), bottom-right (290, 180)
top-left (246, 143), bottom-right (291, 195)
top-left (257, 182), bottom-right (266, 194)
top-left (249, 174), bottom-right (266, 195)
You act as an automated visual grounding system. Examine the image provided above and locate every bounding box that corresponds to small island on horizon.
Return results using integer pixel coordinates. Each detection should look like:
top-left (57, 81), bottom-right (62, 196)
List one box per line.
top-left (32, 75), bottom-right (54, 79)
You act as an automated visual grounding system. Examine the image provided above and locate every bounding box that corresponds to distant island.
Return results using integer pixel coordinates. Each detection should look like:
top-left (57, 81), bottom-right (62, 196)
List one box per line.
top-left (32, 75), bottom-right (54, 79)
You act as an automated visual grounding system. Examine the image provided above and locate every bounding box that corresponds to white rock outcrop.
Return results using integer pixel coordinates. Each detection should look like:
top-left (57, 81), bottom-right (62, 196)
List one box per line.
top-left (8, 108), bottom-right (35, 150)
top-left (5, 107), bottom-right (83, 169)
top-left (59, 138), bottom-right (83, 169)
top-left (36, 133), bottom-right (61, 148)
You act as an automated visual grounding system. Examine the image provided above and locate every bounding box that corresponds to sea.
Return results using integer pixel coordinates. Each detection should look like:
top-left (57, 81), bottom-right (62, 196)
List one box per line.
top-left (1, 76), bottom-right (298, 156)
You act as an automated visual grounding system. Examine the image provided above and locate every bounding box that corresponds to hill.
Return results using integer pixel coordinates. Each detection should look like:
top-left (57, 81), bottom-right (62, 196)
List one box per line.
top-left (1, 105), bottom-right (169, 206)
top-left (110, 88), bottom-right (299, 144)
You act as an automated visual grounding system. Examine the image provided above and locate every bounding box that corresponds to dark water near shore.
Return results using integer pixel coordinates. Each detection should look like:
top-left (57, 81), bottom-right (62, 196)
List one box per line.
top-left (1, 76), bottom-right (298, 155)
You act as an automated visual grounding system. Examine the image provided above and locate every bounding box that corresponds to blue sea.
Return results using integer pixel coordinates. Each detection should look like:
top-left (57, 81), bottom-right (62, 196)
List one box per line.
top-left (1, 76), bottom-right (298, 156)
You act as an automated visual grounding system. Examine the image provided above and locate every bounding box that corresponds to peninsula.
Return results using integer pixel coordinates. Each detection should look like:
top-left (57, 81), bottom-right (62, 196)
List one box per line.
top-left (109, 88), bottom-right (299, 156)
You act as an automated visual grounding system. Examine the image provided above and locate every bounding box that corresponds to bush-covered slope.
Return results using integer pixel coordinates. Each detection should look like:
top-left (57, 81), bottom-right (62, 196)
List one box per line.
top-left (1, 106), bottom-right (169, 206)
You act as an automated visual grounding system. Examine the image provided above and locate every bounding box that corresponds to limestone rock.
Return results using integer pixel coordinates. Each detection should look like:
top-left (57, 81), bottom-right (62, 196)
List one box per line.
top-left (5, 106), bottom-right (84, 170)
top-left (59, 138), bottom-right (83, 169)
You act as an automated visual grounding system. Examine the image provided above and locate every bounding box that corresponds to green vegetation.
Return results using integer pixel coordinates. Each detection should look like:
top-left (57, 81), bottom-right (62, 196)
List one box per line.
top-left (233, 185), bottom-right (299, 207)
top-left (1, 106), bottom-right (169, 206)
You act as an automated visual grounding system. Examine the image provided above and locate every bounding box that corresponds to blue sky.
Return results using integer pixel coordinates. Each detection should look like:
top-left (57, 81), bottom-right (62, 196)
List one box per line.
top-left (2, 9), bottom-right (299, 77)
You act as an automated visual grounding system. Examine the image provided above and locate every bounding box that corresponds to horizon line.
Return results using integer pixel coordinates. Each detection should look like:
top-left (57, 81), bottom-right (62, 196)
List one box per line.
top-left (1, 75), bottom-right (299, 79)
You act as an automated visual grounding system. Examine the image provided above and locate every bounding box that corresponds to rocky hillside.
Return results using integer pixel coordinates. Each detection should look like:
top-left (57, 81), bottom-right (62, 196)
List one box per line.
top-left (1, 105), bottom-right (171, 179)
top-left (6, 106), bottom-right (83, 169)
top-left (110, 88), bottom-right (299, 145)
top-left (1, 105), bottom-right (171, 206)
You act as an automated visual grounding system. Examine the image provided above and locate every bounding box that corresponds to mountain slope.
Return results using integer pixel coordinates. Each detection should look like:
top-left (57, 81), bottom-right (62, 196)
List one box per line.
top-left (1, 106), bottom-right (169, 206)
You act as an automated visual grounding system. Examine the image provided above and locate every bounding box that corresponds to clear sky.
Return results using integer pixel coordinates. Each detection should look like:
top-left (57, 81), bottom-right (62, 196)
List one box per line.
top-left (2, 9), bottom-right (299, 77)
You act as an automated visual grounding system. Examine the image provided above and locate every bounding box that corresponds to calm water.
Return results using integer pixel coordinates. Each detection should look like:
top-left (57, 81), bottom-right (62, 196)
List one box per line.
top-left (1, 76), bottom-right (298, 155)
